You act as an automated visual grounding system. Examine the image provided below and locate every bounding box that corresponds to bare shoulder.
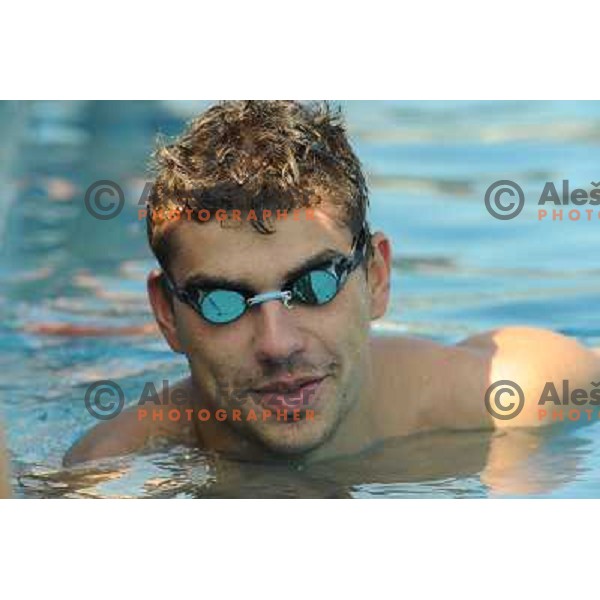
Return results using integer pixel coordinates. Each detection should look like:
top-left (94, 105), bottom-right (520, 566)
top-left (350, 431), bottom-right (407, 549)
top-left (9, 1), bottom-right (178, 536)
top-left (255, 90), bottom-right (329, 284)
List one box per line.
top-left (370, 334), bottom-right (489, 433)
top-left (63, 407), bottom-right (152, 466)
top-left (458, 325), bottom-right (598, 372)
top-left (457, 326), bottom-right (600, 427)
top-left (371, 332), bottom-right (487, 382)
top-left (371, 333), bottom-right (451, 367)
top-left (63, 376), bottom-right (196, 466)
top-left (371, 326), bottom-right (600, 432)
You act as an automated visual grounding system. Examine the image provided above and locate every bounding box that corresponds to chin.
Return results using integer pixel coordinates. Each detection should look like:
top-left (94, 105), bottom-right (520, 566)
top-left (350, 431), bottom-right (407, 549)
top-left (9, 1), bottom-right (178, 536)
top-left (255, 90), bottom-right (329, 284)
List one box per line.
top-left (252, 413), bottom-right (340, 457)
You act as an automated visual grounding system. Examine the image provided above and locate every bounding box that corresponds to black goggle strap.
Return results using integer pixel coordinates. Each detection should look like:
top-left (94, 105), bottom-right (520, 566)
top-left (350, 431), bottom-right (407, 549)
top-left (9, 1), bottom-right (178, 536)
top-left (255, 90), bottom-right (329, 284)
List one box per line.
top-left (162, 272), bottom-right (177, 296)
top-left (332, 226), bottom-right (368, 284)
top-left (162, 272), bottom-right (196, 305)
top-left (351, 226), bottom-right (368, 268)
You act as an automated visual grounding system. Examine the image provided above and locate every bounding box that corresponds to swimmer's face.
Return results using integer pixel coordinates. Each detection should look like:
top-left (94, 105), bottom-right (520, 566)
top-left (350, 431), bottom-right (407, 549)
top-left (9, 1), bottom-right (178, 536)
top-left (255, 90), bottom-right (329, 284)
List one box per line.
top-left (149, 209), bottom-right (391, 456)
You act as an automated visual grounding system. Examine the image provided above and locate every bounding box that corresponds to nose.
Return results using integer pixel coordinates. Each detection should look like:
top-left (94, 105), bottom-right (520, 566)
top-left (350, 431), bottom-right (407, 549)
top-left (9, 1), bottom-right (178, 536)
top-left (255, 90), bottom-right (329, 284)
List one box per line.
top-left (251, 298), bottom-right (305, 364)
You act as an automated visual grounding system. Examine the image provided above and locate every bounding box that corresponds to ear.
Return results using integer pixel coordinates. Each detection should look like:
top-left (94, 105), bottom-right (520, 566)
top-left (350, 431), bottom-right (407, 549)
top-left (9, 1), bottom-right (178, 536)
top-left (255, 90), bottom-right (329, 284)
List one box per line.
top-left (147, 269), bottom-right (185, 353)
top-left (366, 232), bottom-right (392, 320)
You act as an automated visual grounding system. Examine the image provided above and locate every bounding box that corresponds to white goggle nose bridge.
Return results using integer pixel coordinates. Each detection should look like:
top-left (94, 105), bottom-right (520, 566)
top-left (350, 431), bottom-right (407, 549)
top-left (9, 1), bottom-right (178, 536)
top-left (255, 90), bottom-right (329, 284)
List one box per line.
top-left (246, 290), bottom-right (293, 310)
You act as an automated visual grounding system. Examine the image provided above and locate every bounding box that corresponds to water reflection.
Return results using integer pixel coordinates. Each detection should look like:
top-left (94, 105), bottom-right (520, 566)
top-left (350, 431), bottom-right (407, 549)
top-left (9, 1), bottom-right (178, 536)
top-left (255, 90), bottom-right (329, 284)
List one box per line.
top-left (12, 423), bottom-right (598, 499)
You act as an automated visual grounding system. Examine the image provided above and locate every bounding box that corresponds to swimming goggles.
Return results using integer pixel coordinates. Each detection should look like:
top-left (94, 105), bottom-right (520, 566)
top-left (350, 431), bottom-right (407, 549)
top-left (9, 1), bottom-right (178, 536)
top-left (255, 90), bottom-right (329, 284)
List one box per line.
top-left (163, 227), bottom-right (368, 325)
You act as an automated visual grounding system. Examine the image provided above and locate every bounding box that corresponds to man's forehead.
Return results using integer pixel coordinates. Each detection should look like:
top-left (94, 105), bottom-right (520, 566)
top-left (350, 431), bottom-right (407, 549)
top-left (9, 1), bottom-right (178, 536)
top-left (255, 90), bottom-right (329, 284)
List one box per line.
top-left (168, 209), bottom-right (352, 283)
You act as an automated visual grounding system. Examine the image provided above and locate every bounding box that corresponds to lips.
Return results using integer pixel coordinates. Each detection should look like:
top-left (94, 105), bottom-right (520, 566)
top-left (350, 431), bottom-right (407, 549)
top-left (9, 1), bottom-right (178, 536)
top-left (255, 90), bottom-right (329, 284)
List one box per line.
top-left (251, 376), bottom-right (327, 410)
top-left (253, 376), bottom-right (326, 394)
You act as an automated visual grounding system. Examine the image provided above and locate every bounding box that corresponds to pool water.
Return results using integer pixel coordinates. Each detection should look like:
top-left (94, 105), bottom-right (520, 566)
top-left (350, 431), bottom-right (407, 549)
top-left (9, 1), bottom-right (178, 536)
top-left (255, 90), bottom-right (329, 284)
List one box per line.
top-left (2, 100), bottom-right (600, 498)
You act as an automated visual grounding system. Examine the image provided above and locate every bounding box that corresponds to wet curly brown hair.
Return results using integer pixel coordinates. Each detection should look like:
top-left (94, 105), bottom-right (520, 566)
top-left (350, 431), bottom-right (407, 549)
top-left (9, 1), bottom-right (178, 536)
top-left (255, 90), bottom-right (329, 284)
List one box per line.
top-left (147, 100), bottom-right (371, 271)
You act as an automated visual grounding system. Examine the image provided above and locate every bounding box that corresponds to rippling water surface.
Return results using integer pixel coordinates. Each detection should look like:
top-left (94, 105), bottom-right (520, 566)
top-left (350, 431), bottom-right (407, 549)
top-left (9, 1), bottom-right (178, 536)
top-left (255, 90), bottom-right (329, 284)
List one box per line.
top-left (2, 100), bottom-right (600, 498)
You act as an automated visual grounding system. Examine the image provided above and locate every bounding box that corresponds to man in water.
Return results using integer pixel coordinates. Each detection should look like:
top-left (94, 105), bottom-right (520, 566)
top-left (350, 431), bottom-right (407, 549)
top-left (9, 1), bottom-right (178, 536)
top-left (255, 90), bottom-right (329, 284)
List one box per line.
top-left (64, 100), bottom-right (600, 466)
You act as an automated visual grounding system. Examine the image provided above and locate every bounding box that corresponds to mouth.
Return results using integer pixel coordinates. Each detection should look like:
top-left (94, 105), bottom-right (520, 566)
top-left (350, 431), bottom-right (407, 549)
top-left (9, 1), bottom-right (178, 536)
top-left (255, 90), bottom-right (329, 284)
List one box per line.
top-left (251, 375), bottom-right (327, 410)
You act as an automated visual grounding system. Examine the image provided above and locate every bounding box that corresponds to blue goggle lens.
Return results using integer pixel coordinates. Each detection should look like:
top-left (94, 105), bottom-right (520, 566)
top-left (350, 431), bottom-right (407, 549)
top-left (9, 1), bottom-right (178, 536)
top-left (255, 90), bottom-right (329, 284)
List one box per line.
top-left (200, 289), bottom-right (247, 324)
top-left (291, 269), bottom-right (339, 305)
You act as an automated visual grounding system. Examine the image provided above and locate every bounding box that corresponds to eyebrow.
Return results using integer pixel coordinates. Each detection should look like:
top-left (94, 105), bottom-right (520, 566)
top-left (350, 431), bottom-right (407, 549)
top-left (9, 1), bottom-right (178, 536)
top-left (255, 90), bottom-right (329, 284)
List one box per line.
top-left (180, 248), bottom-right (344, 293)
